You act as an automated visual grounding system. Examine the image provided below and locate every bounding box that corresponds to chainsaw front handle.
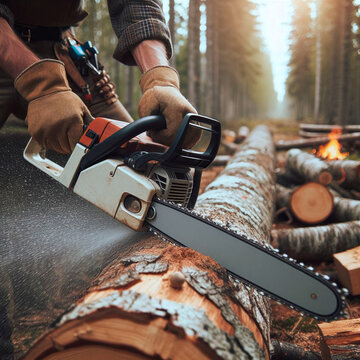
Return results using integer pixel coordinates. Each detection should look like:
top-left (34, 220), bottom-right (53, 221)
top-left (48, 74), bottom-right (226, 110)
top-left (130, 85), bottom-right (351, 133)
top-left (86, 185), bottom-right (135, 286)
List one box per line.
top-left (79, 115), bottom-right (166, 171)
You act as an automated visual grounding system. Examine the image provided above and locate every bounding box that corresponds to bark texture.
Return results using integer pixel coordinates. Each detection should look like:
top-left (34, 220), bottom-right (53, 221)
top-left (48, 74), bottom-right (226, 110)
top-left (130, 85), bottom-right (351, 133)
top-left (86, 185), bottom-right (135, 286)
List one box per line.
top-left (328, 160), bottom-right (360, 190)
top-left (23, 125), bottom-right (275, 360)
top-left (276, 132), bottom-right (360, 151)
top-left (332, 196), bottom-right (360, 222)
top-left (271, 221), bottom-right (360, 262)
top-left (285, 149), bottom-right (332, 185)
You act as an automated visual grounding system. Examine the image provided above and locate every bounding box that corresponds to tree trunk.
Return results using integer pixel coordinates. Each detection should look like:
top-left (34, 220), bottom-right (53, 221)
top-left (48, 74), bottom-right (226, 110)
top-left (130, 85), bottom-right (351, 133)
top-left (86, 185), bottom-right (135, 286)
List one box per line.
top-left (314, 0), bottom-right (322, 121)
top-left (205, 0), bottom-right (214, 116)
top-left (169, 0), bottom-right (176, 68)
top-left (276, 132), bottom-right (360, 151)
top-left (23, 125), bottom-right (275, 360)
top-left (124, 66), bottom-right (134, 116)
top-left (328, 160), bottom-right (360, 190)
top-left (271, 221), bottom-right (360, 262)
top-left (187, 0), bottom-right (201, 109)
top-left (285, 149), bottom-right (333, 185)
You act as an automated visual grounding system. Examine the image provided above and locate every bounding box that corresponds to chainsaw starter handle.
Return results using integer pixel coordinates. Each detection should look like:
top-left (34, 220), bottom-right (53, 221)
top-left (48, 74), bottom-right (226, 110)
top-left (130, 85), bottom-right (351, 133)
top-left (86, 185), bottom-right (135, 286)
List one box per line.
top-left (79, 115), bottom-right (166, 171)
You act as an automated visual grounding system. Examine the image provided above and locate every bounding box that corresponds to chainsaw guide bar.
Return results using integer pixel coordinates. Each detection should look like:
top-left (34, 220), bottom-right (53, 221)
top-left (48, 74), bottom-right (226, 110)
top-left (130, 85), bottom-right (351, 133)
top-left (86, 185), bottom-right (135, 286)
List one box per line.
top-left (148, 198), bottom-right (347, 321)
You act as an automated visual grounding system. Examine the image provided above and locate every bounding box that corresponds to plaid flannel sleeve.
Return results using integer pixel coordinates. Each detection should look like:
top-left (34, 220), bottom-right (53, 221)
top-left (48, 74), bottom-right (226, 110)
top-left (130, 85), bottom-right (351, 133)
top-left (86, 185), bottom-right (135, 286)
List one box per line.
top-left (0, 2), bottom-right (14, 27)
top-left (107, 0), bottom-right (172, 65)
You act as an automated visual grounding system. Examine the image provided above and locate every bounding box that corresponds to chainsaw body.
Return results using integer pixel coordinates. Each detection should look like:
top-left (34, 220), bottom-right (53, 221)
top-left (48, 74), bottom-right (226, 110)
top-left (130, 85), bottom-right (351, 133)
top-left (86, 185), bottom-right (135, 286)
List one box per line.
top-left (24, 114), bottom-right (221, 230)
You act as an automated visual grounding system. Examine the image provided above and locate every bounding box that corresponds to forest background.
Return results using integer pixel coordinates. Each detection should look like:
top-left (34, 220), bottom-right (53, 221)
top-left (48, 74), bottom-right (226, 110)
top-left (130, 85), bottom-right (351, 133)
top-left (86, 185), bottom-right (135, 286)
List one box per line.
top-left (76, 0), bottom-right (360, 127)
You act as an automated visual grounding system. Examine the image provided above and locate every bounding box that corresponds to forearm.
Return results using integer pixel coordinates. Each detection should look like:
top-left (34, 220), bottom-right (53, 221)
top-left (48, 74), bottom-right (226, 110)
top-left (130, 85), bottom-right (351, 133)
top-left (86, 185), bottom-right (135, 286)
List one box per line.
top-left (131, 40), bottom-right (169, 73)
top-left (0, 18), bottom-right (38, 79)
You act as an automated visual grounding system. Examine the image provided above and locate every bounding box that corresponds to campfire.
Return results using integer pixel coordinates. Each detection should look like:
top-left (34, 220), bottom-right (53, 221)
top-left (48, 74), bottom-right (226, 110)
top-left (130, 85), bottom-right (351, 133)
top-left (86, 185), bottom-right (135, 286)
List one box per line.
top-left (312, 129), bottom-right (349, 160)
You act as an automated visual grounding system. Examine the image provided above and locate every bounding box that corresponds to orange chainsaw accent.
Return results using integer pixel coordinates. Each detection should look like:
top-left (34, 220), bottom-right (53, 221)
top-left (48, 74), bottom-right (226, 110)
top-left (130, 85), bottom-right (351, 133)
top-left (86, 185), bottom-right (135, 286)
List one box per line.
top-left (79, 117), bottom-right (167, 154)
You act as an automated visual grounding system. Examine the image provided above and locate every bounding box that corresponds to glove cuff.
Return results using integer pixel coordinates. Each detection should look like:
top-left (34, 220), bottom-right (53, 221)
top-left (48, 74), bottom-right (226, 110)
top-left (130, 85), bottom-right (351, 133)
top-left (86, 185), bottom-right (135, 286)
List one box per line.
top-left (139, 65), bottom-right (180, 93)
top-left (15, 59), bottom-right (71, 101)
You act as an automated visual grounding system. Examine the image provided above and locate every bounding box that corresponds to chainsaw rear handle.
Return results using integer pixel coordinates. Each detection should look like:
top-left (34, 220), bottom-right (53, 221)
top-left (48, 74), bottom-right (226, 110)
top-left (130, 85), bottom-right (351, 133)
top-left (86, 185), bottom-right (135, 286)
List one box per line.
top-left (80, 113), bottom-right (221, 172)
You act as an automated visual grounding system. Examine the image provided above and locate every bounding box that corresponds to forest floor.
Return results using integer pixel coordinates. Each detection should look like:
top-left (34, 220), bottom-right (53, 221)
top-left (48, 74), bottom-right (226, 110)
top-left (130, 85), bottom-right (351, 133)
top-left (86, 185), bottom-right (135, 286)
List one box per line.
top-left (201, 118), bottom-right (360, 354)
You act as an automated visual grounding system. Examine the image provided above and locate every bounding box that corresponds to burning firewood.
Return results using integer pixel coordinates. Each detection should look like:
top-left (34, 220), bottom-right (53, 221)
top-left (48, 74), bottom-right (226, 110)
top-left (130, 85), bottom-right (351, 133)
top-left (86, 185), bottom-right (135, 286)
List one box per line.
top-left (318, 319), bottom-right (360, 360)
top-left (276, 132), bottom-right (360, 151)
top-left (286, 149), bottom-right (333, 185)
top-left (276, 183), bottom-right (333, 225)
top-left (271, 221), bottom-right (360, 262)
top-left (333, 246), bottom-right (360, 296)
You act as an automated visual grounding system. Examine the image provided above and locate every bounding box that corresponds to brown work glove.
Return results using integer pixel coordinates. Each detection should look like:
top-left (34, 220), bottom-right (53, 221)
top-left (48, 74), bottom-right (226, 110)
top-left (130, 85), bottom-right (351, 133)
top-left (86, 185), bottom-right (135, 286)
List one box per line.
top-left (138, 66), bottom-right (200, 148)
top-left (15, 59), bottom-right (92, 154)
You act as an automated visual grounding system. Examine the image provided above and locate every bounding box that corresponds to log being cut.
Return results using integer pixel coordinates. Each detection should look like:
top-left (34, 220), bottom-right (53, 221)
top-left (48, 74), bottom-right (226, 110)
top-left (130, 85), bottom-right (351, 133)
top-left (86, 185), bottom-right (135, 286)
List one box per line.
top-left (23, 125), bottom-right (275, 360)
top-left (285, 148), bottom-right (333, 185)
top-left (271, 221), bottom-right (360, 262)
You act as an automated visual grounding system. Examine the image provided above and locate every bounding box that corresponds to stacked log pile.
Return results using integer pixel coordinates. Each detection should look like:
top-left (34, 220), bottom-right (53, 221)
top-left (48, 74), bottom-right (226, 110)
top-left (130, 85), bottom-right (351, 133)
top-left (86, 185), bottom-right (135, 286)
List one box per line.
top-left (272, 148), bottom-right (360, 263)
top-left (23, 125), bottom-right (274, 359)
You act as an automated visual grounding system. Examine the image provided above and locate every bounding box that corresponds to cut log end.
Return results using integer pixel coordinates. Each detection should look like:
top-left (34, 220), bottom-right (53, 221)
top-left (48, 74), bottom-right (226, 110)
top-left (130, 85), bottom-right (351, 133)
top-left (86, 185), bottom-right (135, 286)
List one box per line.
top-left (318, 171), bottom-right (332, 185)
top-left (290, 182), bottom-right (333, 224)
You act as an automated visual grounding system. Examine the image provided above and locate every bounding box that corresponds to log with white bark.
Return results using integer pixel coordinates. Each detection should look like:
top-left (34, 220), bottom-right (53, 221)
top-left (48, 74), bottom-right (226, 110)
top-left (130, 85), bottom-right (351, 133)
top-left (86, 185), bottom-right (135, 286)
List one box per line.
top-left (285, 149), bottom-right (333, 185)
top-left (332, 196), bottom-right (360, 222)
top-left (211, 155), bottom-right (231, 167)
top-left (299, 130), bottom-right (333, 138)
top-left (276, 183), bottom-right (333, 225)
top-left (276, 132), bottom-right (360, 151)
top-left (271, 221), bottom-right (360, 262)
top-left (327, 159), bottom-right (360, 190)
top-left (275, 169), bottom-right (304, 187)
top-left (23, 125), bottom-right (275, 360)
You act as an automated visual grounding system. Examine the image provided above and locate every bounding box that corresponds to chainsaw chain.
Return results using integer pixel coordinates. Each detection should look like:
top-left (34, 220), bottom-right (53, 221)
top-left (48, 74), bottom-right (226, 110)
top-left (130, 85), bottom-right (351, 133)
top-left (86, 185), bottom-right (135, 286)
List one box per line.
top-left (148, 198), bottom-right (348, 322)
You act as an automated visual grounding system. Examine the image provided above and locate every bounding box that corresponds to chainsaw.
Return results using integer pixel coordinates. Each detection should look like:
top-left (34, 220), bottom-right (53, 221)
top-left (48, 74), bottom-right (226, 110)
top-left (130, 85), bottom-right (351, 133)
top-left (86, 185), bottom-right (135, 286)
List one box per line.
top-left (23, 114), bottom-right (347, 321)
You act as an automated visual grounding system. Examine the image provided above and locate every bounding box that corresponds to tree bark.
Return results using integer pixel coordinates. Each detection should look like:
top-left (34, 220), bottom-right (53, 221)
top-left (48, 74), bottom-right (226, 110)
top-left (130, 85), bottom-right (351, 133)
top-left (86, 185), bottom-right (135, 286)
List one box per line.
top-left (187, 0), bottom-right (201, 109)
top-left (285, 149), bottom-right (333, 185)
top-left (271, 221), bottom-right (360, 262)
top-left (168, 0), bottom-right (176, 68)
top-left (276, 132), bottom-right (360, 151)
top-left (23, 125), bottom-right (275, 360)
top-left (332, 196), bottom-right (360, 222)
top-left (328, 160), bottom-right (360, 190)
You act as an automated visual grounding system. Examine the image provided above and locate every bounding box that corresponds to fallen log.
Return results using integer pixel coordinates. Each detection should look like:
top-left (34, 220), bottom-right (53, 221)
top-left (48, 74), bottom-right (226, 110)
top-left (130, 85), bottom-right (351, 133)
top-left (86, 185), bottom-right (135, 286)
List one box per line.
top-left (333, 246), bottom-right (360, 295)
top-left (271, 221), bottom-right (360, 262)
top-left (299, 124), bottom-right (344, 132)
top-left (327, 160), bottom-right (360, 190)
top-left (318, 319), bottom-right (360, 360)
top-left (276, 183), bottom-right (333, 224)
top-left (276, 132), bottom-right (360, 151)
top-left (299, 130), bottom-right (333, 138)
top-left (24, 125), bottom-right (275, 360)
top-left (285, 149), bottom-right (333, 185)
top-left (222, 129), bottom-right (236, 143)
top-left (332, 196), bottom-right (360, 222)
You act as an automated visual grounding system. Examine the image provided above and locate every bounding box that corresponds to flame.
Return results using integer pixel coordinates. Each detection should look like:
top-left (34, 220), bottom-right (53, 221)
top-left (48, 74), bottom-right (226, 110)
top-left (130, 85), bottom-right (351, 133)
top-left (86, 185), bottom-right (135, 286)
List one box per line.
top-left (314, 129), bottom-right (349, 160)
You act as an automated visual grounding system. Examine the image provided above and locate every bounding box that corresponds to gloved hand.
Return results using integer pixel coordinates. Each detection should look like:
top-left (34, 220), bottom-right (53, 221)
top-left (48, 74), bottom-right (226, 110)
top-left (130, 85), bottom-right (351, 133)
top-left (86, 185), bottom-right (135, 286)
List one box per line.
top-left (95, 69), bottom-right (119, 105)
top-left (15, 59), bottom-right (92, 154)
top-left (138, 66), bottom-right (200, 148)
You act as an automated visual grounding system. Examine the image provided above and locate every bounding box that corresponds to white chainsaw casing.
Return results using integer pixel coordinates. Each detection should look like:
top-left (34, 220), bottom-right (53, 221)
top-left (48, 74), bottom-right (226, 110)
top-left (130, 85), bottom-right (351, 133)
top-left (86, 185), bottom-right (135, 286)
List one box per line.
top-left (73, 159), bottom-right (161, 231)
